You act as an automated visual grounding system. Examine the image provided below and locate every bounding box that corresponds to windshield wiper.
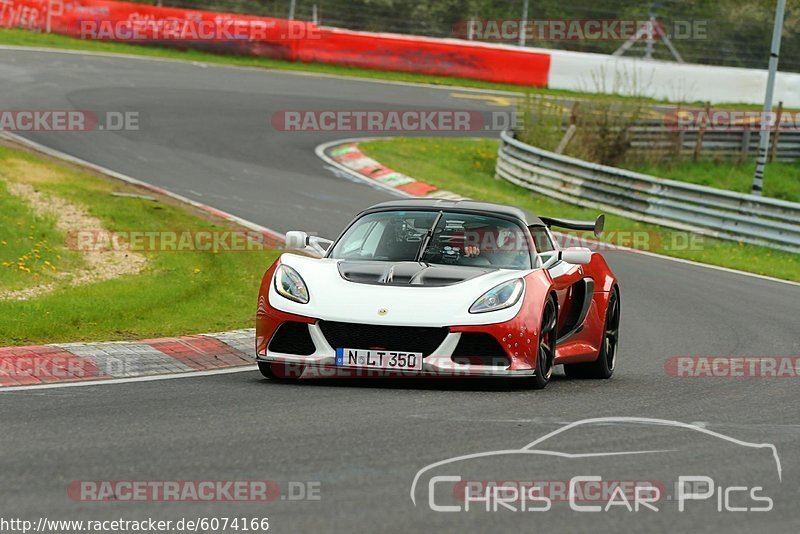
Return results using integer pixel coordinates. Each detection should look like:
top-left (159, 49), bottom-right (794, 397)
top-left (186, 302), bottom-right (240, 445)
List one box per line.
top-left (415, 211), bottom-right (443, 262)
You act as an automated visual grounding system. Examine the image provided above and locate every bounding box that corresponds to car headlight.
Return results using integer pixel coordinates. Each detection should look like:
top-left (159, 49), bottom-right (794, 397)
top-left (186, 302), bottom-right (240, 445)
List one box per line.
top-left (469, 278), bottom-right (524, 314)
top-left (274, 265), bottom-right (309, 304)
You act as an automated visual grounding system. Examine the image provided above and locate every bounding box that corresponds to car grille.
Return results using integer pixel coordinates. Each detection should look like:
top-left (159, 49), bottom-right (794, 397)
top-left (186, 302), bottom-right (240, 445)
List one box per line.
top-left (452, 333), bottom-right (510, 367)
top-left (268, 321), bottom-right (316, 355)
top-left (318, 321), bottom-right (448, 356)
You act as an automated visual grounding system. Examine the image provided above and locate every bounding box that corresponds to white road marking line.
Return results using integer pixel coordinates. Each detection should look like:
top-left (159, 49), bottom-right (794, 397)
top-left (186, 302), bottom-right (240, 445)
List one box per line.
top-left (0, 365), bottom-right (257, 392)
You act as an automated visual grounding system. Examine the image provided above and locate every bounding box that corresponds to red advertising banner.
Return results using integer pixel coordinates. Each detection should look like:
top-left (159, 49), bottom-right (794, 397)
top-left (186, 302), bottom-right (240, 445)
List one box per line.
top-left (1, 0), bottom-right (550, 86)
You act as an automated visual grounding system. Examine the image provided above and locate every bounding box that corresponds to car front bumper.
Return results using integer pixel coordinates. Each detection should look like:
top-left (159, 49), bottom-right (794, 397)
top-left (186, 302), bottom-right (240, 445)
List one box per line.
top-left (256, 322), bottom-right (536, 378)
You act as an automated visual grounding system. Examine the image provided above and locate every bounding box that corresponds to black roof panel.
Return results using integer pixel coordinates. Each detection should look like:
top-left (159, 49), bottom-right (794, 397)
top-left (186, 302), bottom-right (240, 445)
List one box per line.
top-left (362, 198), bottom-right (544, 227)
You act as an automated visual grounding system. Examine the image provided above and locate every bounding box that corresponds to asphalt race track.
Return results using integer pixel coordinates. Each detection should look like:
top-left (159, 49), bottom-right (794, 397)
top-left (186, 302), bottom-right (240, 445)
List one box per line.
top-left (1, 49), bottom-right (799, 533)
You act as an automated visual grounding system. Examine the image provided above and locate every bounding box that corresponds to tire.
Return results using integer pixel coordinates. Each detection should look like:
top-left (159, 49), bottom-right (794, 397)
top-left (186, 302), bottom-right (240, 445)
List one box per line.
top-left (528, 296), bottom-right (558, 390)
top-left (564, 286), bottom-right (619, 380)
top-left (258, 361), bottom-right (304, 381)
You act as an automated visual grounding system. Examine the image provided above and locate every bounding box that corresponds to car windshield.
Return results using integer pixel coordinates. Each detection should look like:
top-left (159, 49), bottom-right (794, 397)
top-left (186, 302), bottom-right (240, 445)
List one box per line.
top-left (329, 210), bottom-right (534, 270)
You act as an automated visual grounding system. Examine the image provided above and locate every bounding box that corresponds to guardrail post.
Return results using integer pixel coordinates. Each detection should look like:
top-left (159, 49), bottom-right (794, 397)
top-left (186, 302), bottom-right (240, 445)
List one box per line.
top-left (555, 125), bottom-right (577, 154)
top-left (569, 102), bottom-right (581, 126)
top-left (740, 126), bottom-right (751, 164)
top-left (670, 104), bottom-right (683, 159)
top-left (693, 101), bottom-right (710, 161)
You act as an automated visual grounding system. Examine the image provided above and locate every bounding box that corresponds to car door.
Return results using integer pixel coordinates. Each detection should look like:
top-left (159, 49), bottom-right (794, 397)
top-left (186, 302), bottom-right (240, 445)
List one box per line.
top-left (548, 259), bottom-right (585, 333)
top-left (532, 226), bottom-right (585, 334)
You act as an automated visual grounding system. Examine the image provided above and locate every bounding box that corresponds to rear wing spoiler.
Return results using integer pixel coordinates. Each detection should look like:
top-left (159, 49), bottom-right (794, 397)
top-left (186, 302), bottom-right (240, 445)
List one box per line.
top-left (540, 214), bottom-right (605, 238)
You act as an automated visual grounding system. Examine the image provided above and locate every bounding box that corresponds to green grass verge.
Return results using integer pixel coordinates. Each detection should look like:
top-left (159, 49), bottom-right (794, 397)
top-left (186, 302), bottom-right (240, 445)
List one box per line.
top-left (0, 143), bottom-right (278, 346)
top-left (0, 180), bottom-right (84, 291)
top-left (358, 137), bottom-right (800, 282)
top-left (625, 159), bottom-right (800, 203)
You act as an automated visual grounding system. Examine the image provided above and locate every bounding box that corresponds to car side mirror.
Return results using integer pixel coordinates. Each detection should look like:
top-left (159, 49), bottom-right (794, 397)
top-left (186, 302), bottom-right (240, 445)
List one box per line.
top-left (285, 231), bottom-right (309, 250)
top-left (285, 231), bottom-right (333, 257)
top-left (308, 236), bottom-right (333, 256)
top-left (560, 247), bottom-right (592, 265)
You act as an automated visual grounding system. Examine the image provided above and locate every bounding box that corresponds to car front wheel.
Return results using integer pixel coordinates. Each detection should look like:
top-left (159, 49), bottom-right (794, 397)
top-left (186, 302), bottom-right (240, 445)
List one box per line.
top-left (528, 296), bottom-right (558, 390)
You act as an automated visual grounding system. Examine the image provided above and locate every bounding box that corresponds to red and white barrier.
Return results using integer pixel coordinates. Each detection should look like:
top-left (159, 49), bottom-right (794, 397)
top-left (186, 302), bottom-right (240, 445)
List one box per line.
top-left (0, 0), bottom-right (550, 86)
top-left (546, 48), bottom-right (800, 108)
top-left (296, 27), bottom-right (550, 87)
top-left (2, 0), bottom-right (799, 106)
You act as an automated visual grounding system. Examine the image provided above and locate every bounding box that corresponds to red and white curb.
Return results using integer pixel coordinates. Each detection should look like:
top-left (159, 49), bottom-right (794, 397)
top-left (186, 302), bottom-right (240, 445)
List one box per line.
top-left (0, 329), bottom-right (255, 388)
top-left (323, 141), bottom-right (464, 200)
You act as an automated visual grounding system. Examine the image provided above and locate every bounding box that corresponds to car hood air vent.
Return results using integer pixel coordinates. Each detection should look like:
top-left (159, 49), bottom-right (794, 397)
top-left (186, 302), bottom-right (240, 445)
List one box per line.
top-left (337, 261), bottom-right (494, 287)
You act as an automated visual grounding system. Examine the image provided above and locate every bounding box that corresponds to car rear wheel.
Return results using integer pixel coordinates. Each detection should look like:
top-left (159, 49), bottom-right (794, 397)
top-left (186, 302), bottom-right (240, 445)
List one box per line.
top-left (258, 361), bottom-right (304, 381)
top-left (564, 287), bottom-right (619, 380)
top-left (528, 296), bottom-right (557, 390)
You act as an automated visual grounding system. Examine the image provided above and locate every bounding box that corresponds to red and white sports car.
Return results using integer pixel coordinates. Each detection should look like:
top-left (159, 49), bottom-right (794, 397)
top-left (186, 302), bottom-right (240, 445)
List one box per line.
top-left (256, 199), bottom-right (619, 389)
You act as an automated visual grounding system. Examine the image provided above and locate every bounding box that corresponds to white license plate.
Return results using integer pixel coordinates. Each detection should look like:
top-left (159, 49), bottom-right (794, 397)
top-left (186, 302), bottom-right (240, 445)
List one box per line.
top-left (335, 348), bottom-right (423, 371)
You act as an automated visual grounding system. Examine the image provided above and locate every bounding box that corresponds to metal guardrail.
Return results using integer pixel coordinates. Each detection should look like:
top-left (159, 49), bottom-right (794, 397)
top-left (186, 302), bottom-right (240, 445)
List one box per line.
top-left (629, 127), bottom-right (800, 161)
top-left (546, 115), bottom-right (800, 162)
top-left (496, 130), bottom-right (800, 253)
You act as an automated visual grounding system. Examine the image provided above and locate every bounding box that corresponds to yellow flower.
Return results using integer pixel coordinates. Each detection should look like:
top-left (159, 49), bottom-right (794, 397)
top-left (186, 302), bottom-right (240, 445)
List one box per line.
top-left (192, 268), bottom-right (201, 274)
